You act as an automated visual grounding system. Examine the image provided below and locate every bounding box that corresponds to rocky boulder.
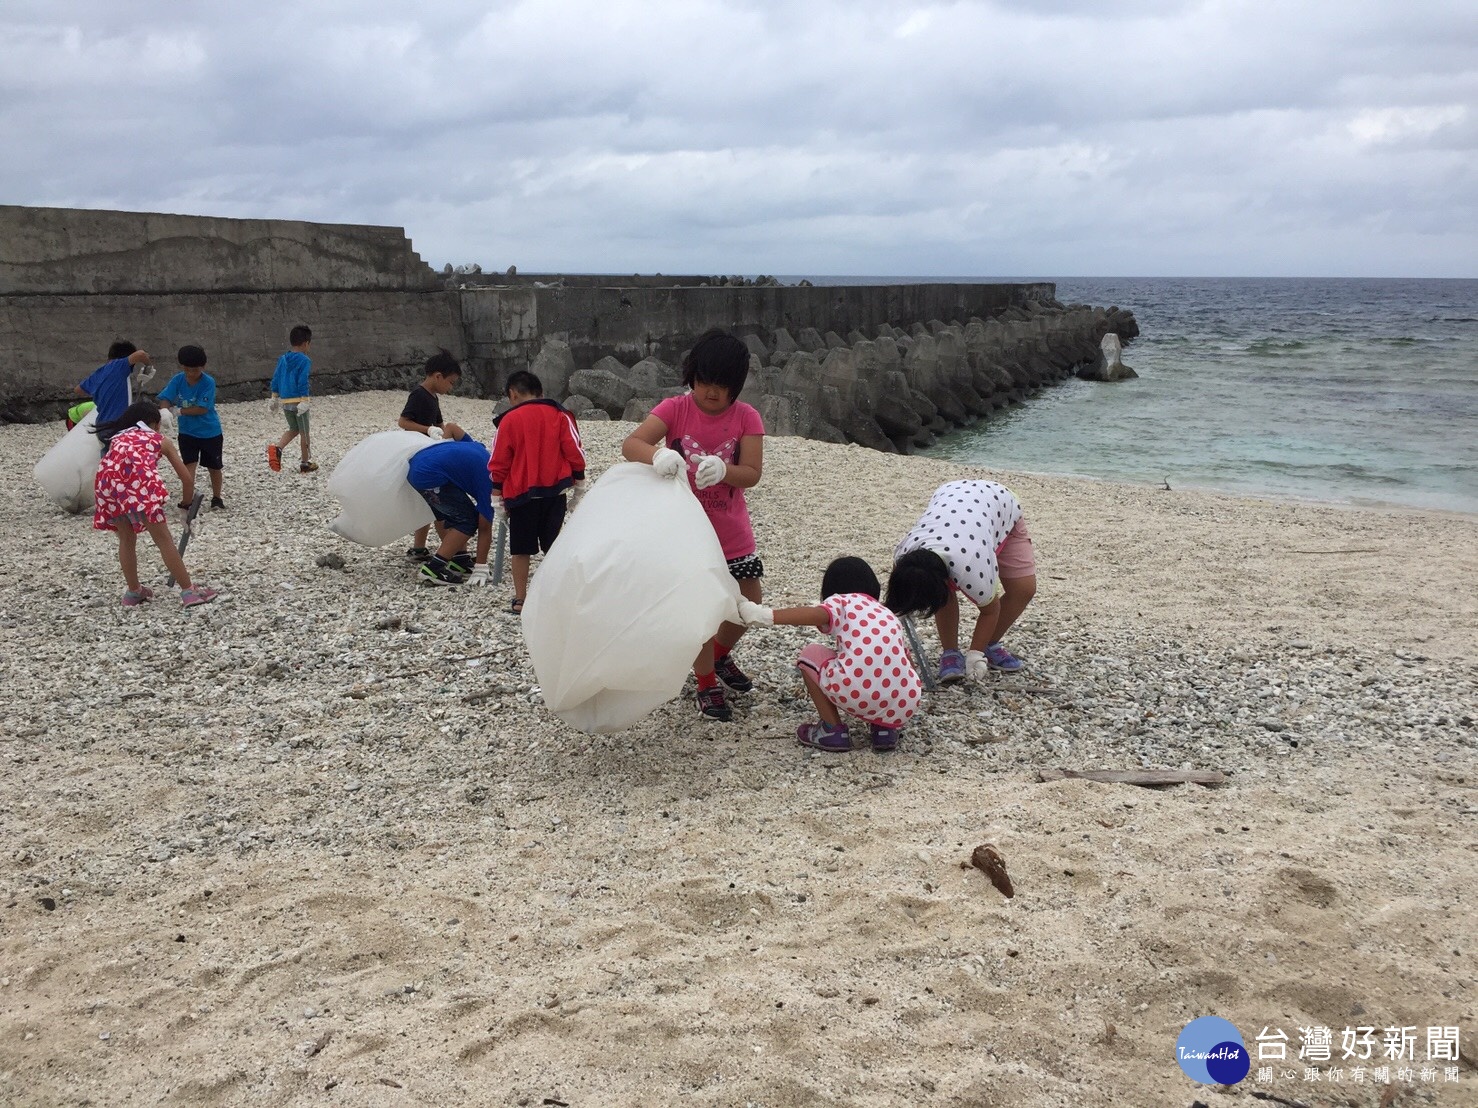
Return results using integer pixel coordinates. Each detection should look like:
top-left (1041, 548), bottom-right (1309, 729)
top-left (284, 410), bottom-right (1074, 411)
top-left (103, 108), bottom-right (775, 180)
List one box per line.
top-left (624, 356), bottom-right (677, 396)
top-left (1078, 333), bottom-right (1138, 382)
top-left (529, 338), bottom-right (576, 399)
top-left (567, 366), bottom-right (636, 415)
top-left (741, 333), bottom-right (769, 362)
top-left (796, 327), bottom-right (827, 354)
top-left (621, 398), bottom-right (660, 422)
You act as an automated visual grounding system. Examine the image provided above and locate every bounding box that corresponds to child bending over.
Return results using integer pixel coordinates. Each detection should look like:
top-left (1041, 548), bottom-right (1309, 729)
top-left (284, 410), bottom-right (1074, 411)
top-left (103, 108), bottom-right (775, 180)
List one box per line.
top-left (399, 349), bottom-right (467, 560)
top-left (93, 401), bottom-right (218, 608)
top-left (889, 480), bottom-right (1038, 682)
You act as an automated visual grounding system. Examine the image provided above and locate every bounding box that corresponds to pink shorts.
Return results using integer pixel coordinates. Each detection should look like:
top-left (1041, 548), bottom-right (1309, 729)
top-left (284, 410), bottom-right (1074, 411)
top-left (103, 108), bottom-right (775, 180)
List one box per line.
top-left (797, 643), bottom-right (836, 681)
top-left (995, 518), bottom-right (1036, 580)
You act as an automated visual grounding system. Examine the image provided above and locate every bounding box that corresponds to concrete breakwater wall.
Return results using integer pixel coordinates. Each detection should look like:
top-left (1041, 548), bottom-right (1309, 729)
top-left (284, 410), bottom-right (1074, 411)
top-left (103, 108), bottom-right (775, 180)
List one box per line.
top-left (525, 301), bottom-right (1140, 453)
top-left (0, 205), bottom-right (463, 420)
top-left (1, 205), bottom-right (1138, 444)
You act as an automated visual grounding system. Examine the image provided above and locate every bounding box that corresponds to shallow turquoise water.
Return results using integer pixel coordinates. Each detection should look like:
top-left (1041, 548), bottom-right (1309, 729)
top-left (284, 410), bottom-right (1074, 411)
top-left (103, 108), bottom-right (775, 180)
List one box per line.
top-left (799, 277), bottom-right (1478, 515)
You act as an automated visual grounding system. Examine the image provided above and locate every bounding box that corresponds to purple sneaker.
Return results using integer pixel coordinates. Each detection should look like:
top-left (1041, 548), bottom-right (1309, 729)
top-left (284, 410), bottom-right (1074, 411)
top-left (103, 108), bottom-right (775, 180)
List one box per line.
top-left (797, 721), bottom-right (851, 752)
top-left (181, 586), bottom-right (218, 608)
top-left (984, 642), bottom-right (1025, 672)
top-left (121, 587), bottom-right (155, 607)
top-left (938, 648), bottom-right (967, 683)
top-left (868, 724), bottom-right (899, 752)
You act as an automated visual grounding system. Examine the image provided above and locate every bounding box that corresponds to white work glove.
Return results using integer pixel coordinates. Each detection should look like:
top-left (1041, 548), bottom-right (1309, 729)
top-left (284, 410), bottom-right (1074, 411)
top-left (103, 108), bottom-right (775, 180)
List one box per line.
top-left (694, 454), bottom-right (727, 490)
top-left (735, 598), bottom-right (774, 627)
top-left (133, 364), bottom-right (157, 386)
top-left (651, 446), bottom-right (683, 479)
top-left (465, 564), bottom-right (490, 587)
top-left (296, 398), bottom-right (311, 413)
top-left (492, 494), bottom-right (506, 518)
top-left (568, 480), bottom-right (586, 511)
top-left (173, 500), bottom-right (194, 528)
top-left (158, 408), bottom-right (176, 435)
top-left (965, 649), bottom-right (990, 680)
top-left (268, 395), bottom-right (281, 414)
top-left (426, 425), bottom-right (445, 441)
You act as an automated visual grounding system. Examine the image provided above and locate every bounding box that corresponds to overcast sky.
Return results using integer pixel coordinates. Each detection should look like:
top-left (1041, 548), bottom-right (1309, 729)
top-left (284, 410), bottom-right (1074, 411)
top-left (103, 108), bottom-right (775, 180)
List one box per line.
top-left (3, 1), bottom-right (1474, 278)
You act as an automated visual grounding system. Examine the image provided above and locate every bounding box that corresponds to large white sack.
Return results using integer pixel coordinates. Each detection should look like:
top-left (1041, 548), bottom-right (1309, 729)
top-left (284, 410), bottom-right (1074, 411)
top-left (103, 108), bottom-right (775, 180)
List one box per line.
top-left (524, 462), bottom-right (740, 733)
top-left (327, 430), bottom-right (437, 546)
top-left (33, 410), bottom-right (101, 514)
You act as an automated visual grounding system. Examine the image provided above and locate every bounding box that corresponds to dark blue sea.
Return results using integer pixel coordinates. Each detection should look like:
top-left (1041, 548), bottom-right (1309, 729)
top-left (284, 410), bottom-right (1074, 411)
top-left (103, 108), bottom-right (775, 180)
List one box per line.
top-left (786, 277), bottom-right (1478, 516)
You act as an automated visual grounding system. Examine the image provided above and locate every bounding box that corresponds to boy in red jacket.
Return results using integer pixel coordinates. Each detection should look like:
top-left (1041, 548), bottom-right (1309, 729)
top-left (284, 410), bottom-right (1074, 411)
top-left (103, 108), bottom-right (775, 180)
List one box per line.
top-left (488, 370), bottom-right (586, 613)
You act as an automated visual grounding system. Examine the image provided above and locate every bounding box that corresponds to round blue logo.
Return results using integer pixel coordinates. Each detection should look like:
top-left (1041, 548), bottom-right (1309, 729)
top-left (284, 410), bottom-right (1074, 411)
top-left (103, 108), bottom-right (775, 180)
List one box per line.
top-left (1176, 1017), bottom-right (1250, 1085)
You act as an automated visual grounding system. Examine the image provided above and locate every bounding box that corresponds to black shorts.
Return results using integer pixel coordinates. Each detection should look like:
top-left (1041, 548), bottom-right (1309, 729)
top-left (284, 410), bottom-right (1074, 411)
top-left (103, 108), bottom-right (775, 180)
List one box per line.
top-left (727, 553), bottom-right (764, 580)
top-left (179, 433), bottom-right (225, 470)
top-left (507, 496), bottom-right (566, 556)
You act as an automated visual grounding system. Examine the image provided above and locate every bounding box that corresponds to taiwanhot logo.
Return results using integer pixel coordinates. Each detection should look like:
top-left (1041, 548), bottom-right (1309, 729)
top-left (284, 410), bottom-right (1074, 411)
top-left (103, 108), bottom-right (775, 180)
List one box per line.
top-left (1176, 1016), bottom-right (1251, 1085)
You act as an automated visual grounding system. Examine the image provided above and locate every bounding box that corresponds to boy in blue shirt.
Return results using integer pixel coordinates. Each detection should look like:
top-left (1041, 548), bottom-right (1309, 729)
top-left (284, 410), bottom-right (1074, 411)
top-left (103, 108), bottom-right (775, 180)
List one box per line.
top-left (267, 324), bottom-right (316, 474)
top-left (157, 345), bottom-right (227, 510)
top-left (405, 439), bottom-right (496, 586)
top-left (76, 341), bottom-right (155, 444)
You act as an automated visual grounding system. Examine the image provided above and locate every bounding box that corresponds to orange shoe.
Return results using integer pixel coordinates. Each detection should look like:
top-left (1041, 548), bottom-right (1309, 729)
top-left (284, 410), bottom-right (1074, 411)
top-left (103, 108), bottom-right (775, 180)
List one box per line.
top-left (266, 443), bottom-right (282, 472)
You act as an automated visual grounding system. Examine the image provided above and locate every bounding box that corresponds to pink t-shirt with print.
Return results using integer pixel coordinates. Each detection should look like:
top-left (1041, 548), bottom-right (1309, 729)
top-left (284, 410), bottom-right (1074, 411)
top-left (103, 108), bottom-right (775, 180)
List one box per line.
top-left (651, 394), bottom-right (765, 560)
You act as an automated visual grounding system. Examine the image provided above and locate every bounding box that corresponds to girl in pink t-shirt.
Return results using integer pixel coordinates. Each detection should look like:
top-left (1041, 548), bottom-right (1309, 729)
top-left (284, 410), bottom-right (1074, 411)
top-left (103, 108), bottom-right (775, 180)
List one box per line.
top-left (736, 557), bottom-right (922, 753)
top-left (622, 329), bottom-right (765, 722)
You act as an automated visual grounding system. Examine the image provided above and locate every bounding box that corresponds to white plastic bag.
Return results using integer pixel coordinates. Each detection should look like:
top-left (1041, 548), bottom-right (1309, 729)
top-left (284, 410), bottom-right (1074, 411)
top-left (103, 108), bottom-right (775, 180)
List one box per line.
top-left (524, 462), bottom-right (740, 733)
top-left (33, 409), bottom-right (102, 514)
top-left (327, 430), bottom-right (437, 546)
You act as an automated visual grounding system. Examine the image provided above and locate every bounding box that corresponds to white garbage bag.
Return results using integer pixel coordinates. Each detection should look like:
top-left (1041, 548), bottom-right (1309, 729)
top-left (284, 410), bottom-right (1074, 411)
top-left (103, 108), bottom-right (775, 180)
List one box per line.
top-left (327, 430), bottom-right (437, 546)
top-left (33, 410), bottom-right (102, 514)
top-left (524, 462), bottom-right (740, 733)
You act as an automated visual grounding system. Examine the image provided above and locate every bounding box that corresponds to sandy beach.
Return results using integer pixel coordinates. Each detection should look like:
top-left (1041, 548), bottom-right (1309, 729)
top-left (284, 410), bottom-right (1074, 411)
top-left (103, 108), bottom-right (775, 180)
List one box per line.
top-left (1, 390), bottom-right (1475, 1107)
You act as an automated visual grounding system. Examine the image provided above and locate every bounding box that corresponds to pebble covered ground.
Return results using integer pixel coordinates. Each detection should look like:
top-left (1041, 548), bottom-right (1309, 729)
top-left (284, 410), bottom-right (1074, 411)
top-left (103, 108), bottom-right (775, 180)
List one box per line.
top-left (2, 392), bottom-right (1475, 1107)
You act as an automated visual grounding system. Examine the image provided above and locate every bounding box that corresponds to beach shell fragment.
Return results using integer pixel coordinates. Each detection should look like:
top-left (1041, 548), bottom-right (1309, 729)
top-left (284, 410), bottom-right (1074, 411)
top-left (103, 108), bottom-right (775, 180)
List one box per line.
top-left (970, 844), bottom-right (1014, 898)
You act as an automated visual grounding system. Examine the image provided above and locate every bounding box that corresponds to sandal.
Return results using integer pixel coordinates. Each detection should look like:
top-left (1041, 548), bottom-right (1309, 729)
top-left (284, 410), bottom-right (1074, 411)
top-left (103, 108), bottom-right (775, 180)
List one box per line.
top-left (510, 597), bottom-right (525, 615)
top-left (797, 721), bottom-right (851, 752)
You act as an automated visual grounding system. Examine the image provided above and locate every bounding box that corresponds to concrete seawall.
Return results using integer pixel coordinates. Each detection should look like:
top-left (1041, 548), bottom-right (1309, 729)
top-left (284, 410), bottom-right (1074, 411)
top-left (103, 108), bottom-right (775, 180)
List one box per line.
top-left (1, 206), bottom-right (1137, 448)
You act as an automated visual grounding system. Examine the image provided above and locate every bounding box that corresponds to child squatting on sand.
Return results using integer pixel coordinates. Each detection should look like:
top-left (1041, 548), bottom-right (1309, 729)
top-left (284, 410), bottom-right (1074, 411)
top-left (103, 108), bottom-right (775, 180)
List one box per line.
top-left (738, 556), bottom-right (923, 753)
top-left (889, 479), bottom-right (1038, 682)
top-left (92, 401), bottom-right (218, 608)
top-left (621, 328), bottom-right (765, 722)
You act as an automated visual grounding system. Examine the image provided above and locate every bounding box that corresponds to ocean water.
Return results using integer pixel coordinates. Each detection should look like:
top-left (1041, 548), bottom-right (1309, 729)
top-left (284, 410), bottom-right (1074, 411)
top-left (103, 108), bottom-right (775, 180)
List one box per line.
top-left (790, 277), bottom-right (1478, 516)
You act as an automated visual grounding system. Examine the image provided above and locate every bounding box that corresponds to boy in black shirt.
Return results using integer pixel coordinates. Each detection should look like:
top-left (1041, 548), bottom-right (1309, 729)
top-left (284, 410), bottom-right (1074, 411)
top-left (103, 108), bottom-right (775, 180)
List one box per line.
top-left (398, 350), bottom-right (467, 560)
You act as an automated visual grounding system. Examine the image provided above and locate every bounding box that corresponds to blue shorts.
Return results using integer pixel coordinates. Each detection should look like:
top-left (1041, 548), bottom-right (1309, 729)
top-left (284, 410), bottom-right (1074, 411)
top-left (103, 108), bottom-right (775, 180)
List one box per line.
top-left (415, 484), bottom-right (480, 537)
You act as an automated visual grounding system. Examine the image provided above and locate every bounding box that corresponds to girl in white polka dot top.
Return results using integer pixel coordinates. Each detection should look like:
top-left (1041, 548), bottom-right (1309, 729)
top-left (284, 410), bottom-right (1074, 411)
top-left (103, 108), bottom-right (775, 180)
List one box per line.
top-left (736, 557), bottom-right (923, 754)
top-left (888, 480), bottom-right (1038, 682)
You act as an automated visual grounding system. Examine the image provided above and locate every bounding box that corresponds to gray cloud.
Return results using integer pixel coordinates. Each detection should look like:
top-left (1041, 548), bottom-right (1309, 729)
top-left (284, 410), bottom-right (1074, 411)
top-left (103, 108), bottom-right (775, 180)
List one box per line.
top-left (2, 0), bottom-right (1473, 276)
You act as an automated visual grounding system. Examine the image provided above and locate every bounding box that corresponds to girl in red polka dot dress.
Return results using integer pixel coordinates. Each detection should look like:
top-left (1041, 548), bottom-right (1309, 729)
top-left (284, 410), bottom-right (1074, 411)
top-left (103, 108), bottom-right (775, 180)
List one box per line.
top-left (736, 557), bottom-right (922, 753)
top-left (93, 401), bottom-right (219, 608)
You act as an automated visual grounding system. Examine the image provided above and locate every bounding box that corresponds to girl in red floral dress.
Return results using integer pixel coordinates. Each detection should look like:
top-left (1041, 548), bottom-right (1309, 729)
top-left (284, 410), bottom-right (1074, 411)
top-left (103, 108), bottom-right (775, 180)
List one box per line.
top-left (93, 401), bottom-right (218, 608)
